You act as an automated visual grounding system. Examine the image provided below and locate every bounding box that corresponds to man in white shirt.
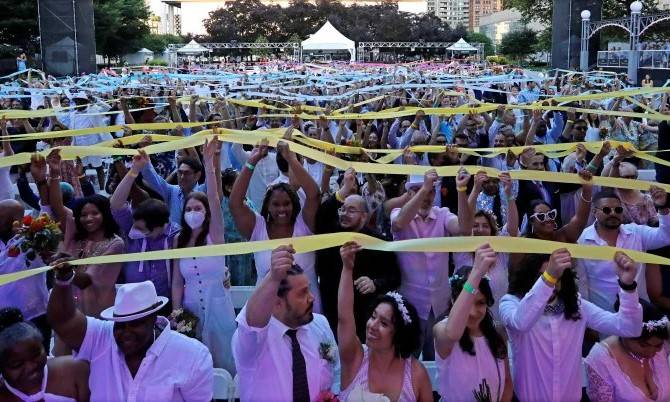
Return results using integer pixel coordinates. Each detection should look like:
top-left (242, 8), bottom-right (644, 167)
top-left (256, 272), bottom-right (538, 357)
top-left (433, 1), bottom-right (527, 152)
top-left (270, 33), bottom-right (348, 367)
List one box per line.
top-left (48, 273), bottom-right (213, 402)
top-left (232, 245), bottom-right (339, 402)
top-left (576, 188), bottom-right (670, 311)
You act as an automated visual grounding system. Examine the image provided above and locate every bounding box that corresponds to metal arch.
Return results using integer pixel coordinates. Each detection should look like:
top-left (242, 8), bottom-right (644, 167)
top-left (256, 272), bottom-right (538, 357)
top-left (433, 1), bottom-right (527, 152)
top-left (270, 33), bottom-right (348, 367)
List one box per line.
top-left (358, 42), bottom-right (453, 49)
top-left (166, 42), bottom-right (300, 50)
top-left (639, 12), bottom-right (670, 36)
top-left (585, 19), bottom-right (631, 39)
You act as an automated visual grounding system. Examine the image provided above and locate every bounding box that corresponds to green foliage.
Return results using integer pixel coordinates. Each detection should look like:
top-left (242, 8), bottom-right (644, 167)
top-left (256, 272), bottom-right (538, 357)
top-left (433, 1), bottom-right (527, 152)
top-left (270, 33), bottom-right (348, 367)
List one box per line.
top-left (94, 0), bottom-right (151, 59)
top-left (486, 55), bottom-right (509, 65)
top-left (204, 0), bottom-right (464, 43)
top-left (147, 58), bottom-right (168, 66)
top-left (498, 29), bottom-right (537, 63)
top-left (138, 34), bottom-right (185, 54)
top-left (466, 32), bottom-right (494, 56)
top-left (0, 0), bottom-right (39, 54)
top-left (251, 35), bottom-right (271, 57)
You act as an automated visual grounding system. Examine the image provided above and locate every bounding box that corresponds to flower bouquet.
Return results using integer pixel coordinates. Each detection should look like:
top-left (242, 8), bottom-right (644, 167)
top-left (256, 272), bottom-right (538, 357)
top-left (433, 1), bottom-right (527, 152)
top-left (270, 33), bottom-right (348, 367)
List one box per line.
top-left (168, 308), bottom-right (199, 339)
top-left (8, 214), bottom-right (62, 261)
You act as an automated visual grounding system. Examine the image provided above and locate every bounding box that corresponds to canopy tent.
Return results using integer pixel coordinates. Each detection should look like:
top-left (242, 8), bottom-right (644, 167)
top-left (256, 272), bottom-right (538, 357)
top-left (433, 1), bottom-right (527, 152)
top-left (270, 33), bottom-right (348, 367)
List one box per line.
top-left (177, 40), bottom-right (210, 54)
top-left (125, 48), bottom-right (154, 65)
top-left (447, 38), bottom-right (478, 52)
top-left (301, 21), bottom-right (355, 62)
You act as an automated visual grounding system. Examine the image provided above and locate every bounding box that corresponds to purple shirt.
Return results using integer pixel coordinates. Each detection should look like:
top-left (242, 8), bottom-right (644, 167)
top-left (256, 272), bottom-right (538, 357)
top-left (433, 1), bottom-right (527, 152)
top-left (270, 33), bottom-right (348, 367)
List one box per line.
top-left (112, 204), bottom-right (180, 298)
top-left (390, 206), bottom-right (457, 320)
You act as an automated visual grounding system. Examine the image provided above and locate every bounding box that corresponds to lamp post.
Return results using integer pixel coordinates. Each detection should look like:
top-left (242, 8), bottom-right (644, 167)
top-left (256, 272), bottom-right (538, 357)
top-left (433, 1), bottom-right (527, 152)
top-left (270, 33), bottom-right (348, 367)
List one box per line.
top-left (580, 9), bottom-right (591, 72)
top-left (627, 0), bottom-right (643, 84)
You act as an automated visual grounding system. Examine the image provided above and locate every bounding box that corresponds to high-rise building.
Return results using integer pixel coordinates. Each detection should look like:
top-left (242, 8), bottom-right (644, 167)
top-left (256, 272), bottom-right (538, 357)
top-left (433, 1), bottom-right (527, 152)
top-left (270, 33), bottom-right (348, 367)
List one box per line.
top-left (468, 0), bottom-right (502, 30)
top-left (427, 0), bottom-right (470, 28)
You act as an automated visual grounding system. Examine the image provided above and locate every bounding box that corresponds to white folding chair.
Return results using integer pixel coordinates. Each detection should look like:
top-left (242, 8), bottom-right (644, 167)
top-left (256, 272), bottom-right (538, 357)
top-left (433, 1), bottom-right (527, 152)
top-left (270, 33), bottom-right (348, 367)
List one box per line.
top-left (212, 368), bottom-right (234, 401)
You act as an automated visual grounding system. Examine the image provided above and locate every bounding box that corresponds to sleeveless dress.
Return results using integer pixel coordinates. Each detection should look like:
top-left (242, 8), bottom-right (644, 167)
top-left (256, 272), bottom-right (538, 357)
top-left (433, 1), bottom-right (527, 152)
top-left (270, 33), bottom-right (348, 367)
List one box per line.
top-left (178, 237), bottom-right (237, 375)
top-left (3, 365), bottom-right (75, 402)
top-left (250, 211), bottom-right (322, 313)
top-left (340, 347), bottom-right (416, 402)
top-left (585, 342), bottom-right (670, 402)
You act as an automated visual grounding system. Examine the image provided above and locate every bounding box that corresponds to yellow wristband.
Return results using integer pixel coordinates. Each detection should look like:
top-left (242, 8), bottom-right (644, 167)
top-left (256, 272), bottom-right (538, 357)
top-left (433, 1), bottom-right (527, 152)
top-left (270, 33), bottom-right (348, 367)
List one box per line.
top-left (542, 271), bottom-right (558, 285)
top-left (457, 186), bottom-right (467, 192)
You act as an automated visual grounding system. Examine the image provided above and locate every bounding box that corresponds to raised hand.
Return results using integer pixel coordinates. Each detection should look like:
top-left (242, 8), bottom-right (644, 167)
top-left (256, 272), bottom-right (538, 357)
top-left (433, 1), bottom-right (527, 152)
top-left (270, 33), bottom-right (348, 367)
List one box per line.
top-left (270, 245), bottom-right (296, 282)
top-left (422, 169), bottom-right (439, 192)
top-left (130, 150), bottom-right (150, 173)
top-left (499, 172), bottom-right (512, 196)
top-left (340, 241), bottom-right (362, 271)
top-left (455, 168), bottom-right (471, 189)
top-left (545, 248), bottom-right (573, 282)
top-left (46, 149), bottom-right (62, 175)
top-left (613, 251), bottom-right (637, 287)
top-left (30, 154), bottom-right (48, 182)
top-left (650, 186), bottom-right (668, 208)
top-left (473, 243), bottom-right (497, 275)
top-left (248, 138), bottom-right (269, 165)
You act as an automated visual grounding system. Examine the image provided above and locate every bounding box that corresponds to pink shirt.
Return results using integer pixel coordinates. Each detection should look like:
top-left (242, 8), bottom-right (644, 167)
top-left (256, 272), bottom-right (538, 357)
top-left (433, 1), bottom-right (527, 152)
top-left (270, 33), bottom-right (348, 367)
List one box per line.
top-left (390, 206), bottom-right (457, 320)
top-left (500, 279), bottom-right (643, 402)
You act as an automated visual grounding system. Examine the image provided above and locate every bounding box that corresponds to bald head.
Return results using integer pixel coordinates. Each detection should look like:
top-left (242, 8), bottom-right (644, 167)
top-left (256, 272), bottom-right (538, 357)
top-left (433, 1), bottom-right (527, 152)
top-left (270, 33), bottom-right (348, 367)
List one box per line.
top-left (0, 200), bottom-right (24, 242)
top-left (339, 194), bottom-right (369, 232)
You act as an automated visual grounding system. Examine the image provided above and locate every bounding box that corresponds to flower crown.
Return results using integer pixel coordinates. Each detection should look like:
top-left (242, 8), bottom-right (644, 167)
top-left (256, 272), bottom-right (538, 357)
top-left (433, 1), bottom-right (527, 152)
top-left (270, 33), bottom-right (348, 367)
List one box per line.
top-left (643, 316), bottom-right (669, 332)
top-left (386, 291), bottom-right (412, 325)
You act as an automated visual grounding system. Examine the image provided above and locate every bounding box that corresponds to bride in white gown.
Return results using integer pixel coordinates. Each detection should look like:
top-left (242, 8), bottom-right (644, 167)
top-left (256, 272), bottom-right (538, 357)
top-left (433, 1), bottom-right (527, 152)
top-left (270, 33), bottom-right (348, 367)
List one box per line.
top-left (172, 136), bottom-right (237, 375)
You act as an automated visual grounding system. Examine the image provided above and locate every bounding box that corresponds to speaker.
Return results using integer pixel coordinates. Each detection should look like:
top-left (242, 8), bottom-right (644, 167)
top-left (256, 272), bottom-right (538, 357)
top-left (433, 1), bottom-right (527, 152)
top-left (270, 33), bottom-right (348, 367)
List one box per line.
top-left (37, 0), bottom-right (97, 76)
top-left (551, 0), bottom-right (602, 70)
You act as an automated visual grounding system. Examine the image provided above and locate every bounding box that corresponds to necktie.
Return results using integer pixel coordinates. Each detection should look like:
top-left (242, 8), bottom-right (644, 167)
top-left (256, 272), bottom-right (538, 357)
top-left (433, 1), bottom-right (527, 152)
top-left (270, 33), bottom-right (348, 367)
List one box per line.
top-left (286, 329), bottom-right (310, 402)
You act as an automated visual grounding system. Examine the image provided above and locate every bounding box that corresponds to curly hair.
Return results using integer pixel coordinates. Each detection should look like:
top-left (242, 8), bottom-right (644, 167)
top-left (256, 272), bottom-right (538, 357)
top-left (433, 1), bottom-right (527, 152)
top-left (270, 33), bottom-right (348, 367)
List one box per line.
top-left (72, 194), bottom-right (120, 241)
top-left (367, 293), bottom-right (421, 359)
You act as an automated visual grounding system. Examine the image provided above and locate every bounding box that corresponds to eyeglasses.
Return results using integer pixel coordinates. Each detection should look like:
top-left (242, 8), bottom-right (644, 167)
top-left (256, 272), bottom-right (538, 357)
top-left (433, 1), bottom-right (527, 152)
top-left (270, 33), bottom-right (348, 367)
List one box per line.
top-left (338, 207), bottom-right (363, 216)
top-left (530, 209), bottom-right (557, 222)
top-left (596, 206), bottom-right (624, 215)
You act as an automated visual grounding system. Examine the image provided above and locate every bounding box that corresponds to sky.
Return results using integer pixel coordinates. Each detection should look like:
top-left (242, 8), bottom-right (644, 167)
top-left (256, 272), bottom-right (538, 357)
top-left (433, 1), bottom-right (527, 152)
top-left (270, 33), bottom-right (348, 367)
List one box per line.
top-left (150, 0), bottom-right (428, 35)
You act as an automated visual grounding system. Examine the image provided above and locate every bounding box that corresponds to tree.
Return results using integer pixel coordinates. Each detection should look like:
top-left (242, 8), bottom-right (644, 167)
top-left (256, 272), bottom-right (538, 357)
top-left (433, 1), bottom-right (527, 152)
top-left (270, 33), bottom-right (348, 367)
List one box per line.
top-left (251, 35), bottom-right (271, 57)
top-left (498, 29), bottom-right (537, 64)
top-left (0, 0), bottom-right (39, 55)
top-left (94, 0), bottom-right (151, 60)
top-left (466, 31), bottom-right (494, 56)
top-left (138, 34), bottom-right (185, 54)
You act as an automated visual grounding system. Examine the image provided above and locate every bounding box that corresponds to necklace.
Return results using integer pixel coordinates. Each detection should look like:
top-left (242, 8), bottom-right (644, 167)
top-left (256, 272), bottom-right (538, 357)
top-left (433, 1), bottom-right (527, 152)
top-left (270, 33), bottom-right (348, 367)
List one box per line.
top-left (619, 337), bottom-right (645, 368)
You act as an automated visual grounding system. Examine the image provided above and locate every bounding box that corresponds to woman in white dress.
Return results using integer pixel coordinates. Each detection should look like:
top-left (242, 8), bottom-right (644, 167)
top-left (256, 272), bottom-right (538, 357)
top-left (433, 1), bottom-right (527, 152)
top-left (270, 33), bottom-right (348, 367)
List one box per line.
top-left (229, 134), bottom-right (322, 312)
top-left (0, 308), bottom-right (89, 401)
top-left (337, 242), bottom-right (433, 402)
top-left (171, 136), bottom-right (237, 374)
top-left (433, 245), bottom-right (513, 402)
top-left (585, 299), bottom-right (670, 402)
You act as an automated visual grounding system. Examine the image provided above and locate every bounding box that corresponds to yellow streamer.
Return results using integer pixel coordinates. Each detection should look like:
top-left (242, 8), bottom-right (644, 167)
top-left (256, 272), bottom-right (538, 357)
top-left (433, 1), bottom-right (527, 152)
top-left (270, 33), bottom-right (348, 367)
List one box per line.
top-left (2, 233), bottom-right (669, 287)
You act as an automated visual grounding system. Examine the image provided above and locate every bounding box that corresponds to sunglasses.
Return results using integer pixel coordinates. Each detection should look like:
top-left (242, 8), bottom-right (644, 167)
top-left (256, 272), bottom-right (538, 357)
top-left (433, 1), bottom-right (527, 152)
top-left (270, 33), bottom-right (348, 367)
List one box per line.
top-left (596, 206), bottom-right (624, 215)
top-left (530, 209), bottom-right (557, 222)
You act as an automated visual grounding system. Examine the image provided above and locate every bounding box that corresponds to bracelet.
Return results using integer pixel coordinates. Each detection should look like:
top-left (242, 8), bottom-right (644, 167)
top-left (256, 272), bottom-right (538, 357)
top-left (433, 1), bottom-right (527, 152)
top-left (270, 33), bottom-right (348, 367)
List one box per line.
top-left (244, 162), bottom-right (255, 171)
top-left (542, 271), bottom-right (558, 285)
top-left (463, 282), bottom-right (478, 295)
top-left (457, 186), bottom-right (468, 192)
top-left (618, 279), bottom-right (637, 291)
top-left (579, 190), bottom-right (592, 203)
top-left (54, 271), bottom-right (75, 286)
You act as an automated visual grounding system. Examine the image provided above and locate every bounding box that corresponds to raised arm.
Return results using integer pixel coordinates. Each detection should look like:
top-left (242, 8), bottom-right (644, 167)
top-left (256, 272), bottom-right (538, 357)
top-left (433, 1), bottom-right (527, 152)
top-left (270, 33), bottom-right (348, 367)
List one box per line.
top-left (109, 150), bottom-right (149, 211)
top-left (229, 140), bottom-right (268, 238)
top-left (557, 170), bottom-right (593, 243)
top-left (203, 136), bottom-right (225, 244)
top-left (337, 242), bottom-right (365, 388)
top-left (434, 244), bottom-right (496, 359)
top-left (392, 170), bottom-right (437, 232)
top-left (450, 170), bottom-right (474, 236)
top-left (47, 262), bottom-right (88, 352)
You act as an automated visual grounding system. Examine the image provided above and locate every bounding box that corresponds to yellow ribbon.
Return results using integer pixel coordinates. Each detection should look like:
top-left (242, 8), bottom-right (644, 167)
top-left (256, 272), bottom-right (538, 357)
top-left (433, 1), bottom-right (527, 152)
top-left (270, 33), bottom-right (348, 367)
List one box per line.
top-left (2, 233), bottom-right (669, 287)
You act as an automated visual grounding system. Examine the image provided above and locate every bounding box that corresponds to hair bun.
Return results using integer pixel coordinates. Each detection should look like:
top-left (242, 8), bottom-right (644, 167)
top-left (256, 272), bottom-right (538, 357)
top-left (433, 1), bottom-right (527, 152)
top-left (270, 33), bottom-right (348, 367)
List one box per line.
top-left (0, 308), bottom-right (24, 332)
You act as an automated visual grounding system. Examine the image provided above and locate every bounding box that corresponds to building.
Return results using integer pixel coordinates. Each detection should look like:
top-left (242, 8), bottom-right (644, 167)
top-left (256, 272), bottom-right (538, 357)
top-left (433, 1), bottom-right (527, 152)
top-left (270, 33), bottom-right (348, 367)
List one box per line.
top-left (468, 0), bottom-right (502, 31)
top-left (427, 0), bottom-right (469, 28)
top-left (477, 8), bottom-right (545, 45)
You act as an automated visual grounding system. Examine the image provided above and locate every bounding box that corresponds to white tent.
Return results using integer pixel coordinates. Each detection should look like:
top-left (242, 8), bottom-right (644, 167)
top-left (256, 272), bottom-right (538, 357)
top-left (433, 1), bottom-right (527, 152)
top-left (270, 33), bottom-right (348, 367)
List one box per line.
top-left (447, 38), bottom-right (477, 52)
top-left (177, 40), bottom-right (209, 54)
top-left (125, 48), bottom-right (154, 65)
top-left (301, 21), bottom-right (356, 62)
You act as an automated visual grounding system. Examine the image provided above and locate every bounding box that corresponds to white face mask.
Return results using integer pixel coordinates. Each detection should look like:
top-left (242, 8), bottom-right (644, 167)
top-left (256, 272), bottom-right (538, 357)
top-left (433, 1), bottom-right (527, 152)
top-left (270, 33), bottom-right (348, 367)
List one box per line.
top-left (128, 226), bottom-right (149, 240)
top-left (184, 211), bottom-right (206, 230)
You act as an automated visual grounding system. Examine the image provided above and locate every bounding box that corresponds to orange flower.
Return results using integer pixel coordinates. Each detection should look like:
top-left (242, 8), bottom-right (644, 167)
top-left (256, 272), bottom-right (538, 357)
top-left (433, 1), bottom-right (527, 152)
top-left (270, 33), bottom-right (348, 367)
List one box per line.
top-left (30, 220), bottom-right (46, 232)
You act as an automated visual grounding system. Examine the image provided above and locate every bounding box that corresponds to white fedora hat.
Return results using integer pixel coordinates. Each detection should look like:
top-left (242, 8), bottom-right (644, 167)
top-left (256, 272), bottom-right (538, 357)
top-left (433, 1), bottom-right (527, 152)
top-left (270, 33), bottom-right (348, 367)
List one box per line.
top-left (100, 281), bottom-right (168, 322)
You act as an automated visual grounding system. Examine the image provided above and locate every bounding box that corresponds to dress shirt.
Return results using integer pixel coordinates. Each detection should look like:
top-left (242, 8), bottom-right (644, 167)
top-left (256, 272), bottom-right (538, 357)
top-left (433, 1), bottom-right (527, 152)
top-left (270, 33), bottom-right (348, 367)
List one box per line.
top-left (390, 206), bottom-right (457, 320)
top-left (140, 163), bottom-right (206, 224)
top-left (576, 213), bottom-right (670, 311)
top-left (232, 306), bottom-right (339, 402)
top-left (75, 316), bottom-right (213, 402)
top-left (0, 236), bottom-right (48, 320)
top-left (230, 144), bottom-right (279, 209)
top-left (500, 278), bottom-right (642, 402)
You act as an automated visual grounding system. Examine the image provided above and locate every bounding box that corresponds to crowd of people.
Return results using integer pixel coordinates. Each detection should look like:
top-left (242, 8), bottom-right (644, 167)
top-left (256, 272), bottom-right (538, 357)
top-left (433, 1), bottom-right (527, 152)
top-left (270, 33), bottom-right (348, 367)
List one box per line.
top-left (0, 62), bottom-right (669, 402)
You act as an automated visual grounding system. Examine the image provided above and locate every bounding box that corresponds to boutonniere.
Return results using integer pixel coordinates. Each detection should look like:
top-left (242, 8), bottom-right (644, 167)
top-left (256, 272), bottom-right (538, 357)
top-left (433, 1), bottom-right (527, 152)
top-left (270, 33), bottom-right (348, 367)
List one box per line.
top-left (319, 341), bottom-right (336, 365)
